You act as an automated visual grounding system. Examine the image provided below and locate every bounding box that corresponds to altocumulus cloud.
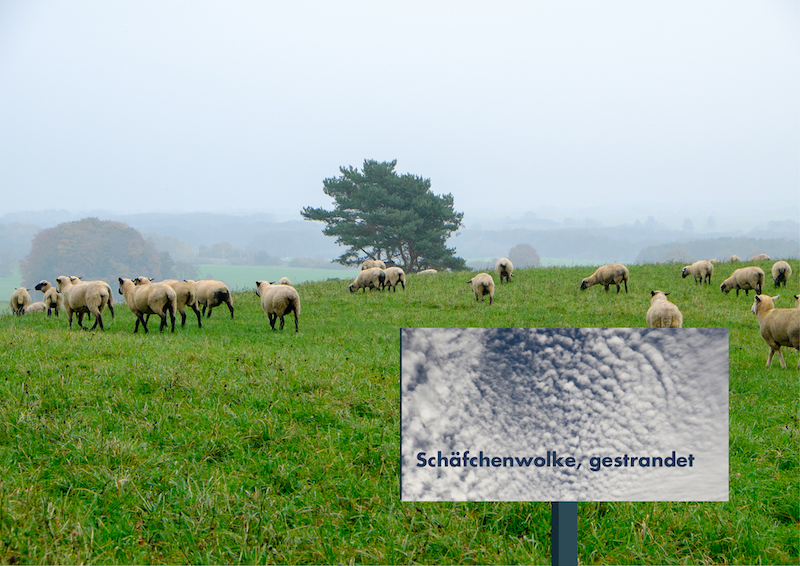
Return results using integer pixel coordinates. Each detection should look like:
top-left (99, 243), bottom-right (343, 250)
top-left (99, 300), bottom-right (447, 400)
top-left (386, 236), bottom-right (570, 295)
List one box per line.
top-left (401, 328), bottom-right (728, 502)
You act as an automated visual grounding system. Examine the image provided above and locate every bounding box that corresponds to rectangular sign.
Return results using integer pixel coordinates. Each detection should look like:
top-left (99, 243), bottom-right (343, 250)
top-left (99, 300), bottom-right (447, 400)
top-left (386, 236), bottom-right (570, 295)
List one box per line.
top-left (401, 328), bottom-right (728, 502)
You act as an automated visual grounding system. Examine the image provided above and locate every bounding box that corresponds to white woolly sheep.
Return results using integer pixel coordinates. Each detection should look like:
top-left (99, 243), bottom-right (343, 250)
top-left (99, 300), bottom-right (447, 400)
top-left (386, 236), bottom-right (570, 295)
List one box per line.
top-left (750, 294), bottom-right (800, 369)
top-left (278, 277), bottom-right (291, 285)
top-left (349, 267), bottom-right (385, 293)
top-left (580, 263), bottom-right (630, 293)
top-left (34, 280), bottom-right (62, 316)
top-left (66, 277), bottom-right (116, 318)
top-left (681, 260), bottom-right (714, 285)
top-left (729, 255), bottom-right (740, 262)
top-left (361, 259), bottom-right (387, 270)
top-left (646, 291), bottom-right (683, 328)
top-left (771, 261), bottom-right (793, 288)
top-left (134, 277), bottom-right (203, 328)
top-left (749, 253), bottom-right (770, 261)
top-left (118, 277), bottom-right (177, 333)
top-left (468, 272), bottom-right (495, 305)
top-left (382, 266), bottom-right (406, 292)
top-left (55, 275), bottom-right (109, 330)
top-left (719, 266), bottom-right (764, 296)
top-left (417, 269), bottom-right (437, 274)
top-left (23, 301), bottom-right (48, 314)
top-left (185, 279), bottom-right (234, 319)
top-left (9, 287), bottom-right (31, 316)
top-left (496, 258), bottom-right (514, 284)
top-left (255, 280), bottom-right (301, 331)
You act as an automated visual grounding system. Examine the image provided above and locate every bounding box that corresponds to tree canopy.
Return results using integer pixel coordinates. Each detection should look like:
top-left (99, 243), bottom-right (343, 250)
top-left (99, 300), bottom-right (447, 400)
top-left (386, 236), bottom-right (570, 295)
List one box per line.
top-left (302, 160), bottom-right (466, 272)
top-left (20, 217), bottom-right (165, 287)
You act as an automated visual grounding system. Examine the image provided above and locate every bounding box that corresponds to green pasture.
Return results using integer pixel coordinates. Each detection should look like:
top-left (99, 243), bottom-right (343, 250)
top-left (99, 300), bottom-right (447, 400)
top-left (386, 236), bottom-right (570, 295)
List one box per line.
top-left (0, 260), bottom-right (797, 564)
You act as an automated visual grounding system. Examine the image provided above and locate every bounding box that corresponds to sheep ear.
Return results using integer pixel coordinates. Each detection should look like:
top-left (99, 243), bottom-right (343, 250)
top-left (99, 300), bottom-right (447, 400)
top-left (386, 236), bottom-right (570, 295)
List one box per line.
top-left (772, 295), bottom-right (780, 301)
top-left (755, 295), bottom-right (762, 302)
top-left (664, 292), bottom-right (670, 296)
top-left (650, 290), bottom-right (656, 296)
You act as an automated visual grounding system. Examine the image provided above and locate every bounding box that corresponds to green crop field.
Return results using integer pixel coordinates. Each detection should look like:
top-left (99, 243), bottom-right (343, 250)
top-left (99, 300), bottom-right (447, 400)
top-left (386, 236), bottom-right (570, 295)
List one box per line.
top-left (0, 260), bottom-right (797, 564)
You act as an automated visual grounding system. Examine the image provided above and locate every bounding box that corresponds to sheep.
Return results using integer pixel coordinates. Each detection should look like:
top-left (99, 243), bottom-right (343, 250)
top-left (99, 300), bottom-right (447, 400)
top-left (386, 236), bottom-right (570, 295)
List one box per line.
top-left (34, 280), bottom-right (62, 316)
top-left (729, 255), bottom-right (740, 262)
top-left (495, 258), bottom-right (514, 284)
top-left (278, 277), bottom-right (291, 285)
top-left (681, 260), bottom-right (714, 284)
top-left (719, 266), bottom-right (764, 296)
top-left (255, 280), bottom-right (301, 331)
top-left (185, 279), bottom-right (234, 319)
top-left (417, 269), bottom-right (437, 274)
top-left (361, 259), bottom-right (386, 270)
top-left (9, 287), bottom-right (31, 316)
top-left (468, 272), bottom-right (495, 305)
top-left (382, 266), bottom-right (406, 292)
top-left (771, 261), bottom-right (793, 288)
top-left (118, 277), bottom-right (177, 333)
top-left (645, 291), bottom-right (683, 328)
top-left (66, 277), bottom-right (116, 318)
top-left (55, 275), bottom-right (109, 330)
top-left (23, 301), bottom-right (48, 314)
top-left (749, 253), bottom-right (770, 261)
top-left (134, 277), bottom-right (202, 328)
top-left (580, 263), bottom-right (630, 293)
top-left (750, 294), bottom-right (800, 369)
top-left (349, 267), bottom-right (385, 293)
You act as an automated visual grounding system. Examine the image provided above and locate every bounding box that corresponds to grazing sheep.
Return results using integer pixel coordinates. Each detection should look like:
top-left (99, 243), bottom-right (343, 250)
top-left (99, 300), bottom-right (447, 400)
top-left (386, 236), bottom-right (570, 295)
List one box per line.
top-left (278, 277), bottom-right (291, 285)
top-left (66, 277), bottom-right (116, 318)
top-left (417, 269), bottom-right (438, 274)
top-left (719, 266), bottom-right (765, 296)
top-left (729, 255), bottom-right (740, 262)
top-left (749, 253), bottom-right (770, 261)
top-left (750, 294), bottom-right (800, 369)
top-left (255, 280), bottom-right (301, 331)
top-left (134, 277), bottom-right (203, 328)
top-left (495, 258), bottom-right (514, 284)
top-left (681, 260), bottom-right (714, 284)
top-left (55, 275), bottom-right (109, 330)
top-left (118, 277), bottom-right (177, 333)
top-left (771, 261), bottom-right (793, 288)
top-left (361, 259), bottom-right (387, 270)
top-left (34, 280), bottom-right (62, 316)
top-left (382, 266), bottom-right (406, 292)
top-left (580, 263), bottom-right (630, 293)
top-left (349, 267), bottom-right (385, 293)
top-left (23, 301), bottom-right (48, 314)
top-left (9, 288), bottom-right (31, 316)
top-left (185, 279), bottom-right (234, 319)
top-left (468, 273), bottom-right (495, 305)
top-left (646, 291), bottom-right (683, 328)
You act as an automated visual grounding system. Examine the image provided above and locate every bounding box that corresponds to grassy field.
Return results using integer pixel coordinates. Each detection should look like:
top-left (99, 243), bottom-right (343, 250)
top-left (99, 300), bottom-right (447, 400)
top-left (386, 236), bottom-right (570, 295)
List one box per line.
top-left (0, 260), bottom-right (797, 564)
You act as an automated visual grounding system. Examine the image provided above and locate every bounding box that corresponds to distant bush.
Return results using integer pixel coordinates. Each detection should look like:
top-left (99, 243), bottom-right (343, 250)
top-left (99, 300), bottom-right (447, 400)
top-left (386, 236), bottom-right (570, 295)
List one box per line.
top-left (20, 217), bottom-right (163, 286)
top-left (508, 243), bottom-right (541, 268)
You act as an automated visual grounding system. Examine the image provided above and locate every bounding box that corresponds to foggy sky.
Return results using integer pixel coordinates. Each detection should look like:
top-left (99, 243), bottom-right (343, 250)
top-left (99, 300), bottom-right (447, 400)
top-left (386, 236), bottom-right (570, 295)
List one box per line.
top-left (1, 1), bottom-right (797, 226)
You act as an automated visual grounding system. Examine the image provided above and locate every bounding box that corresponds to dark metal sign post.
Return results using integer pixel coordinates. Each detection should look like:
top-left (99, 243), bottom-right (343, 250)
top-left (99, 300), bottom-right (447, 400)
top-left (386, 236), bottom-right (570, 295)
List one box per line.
top-left (551, 502), bottom-right (577, 566)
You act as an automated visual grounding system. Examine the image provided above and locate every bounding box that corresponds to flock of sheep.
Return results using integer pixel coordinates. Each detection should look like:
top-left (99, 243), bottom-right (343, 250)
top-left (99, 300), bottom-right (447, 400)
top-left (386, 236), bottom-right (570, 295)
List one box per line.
top-left (461, 256), bottom-right (798, 370)
top-left (7, 255), bottom-right (799, 368)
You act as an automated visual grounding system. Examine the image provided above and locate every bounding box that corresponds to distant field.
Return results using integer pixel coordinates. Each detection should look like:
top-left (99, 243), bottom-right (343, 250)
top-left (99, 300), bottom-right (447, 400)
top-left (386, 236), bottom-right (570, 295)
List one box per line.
top-left (0, 260), bottom-right (797, 564)
top-left (193, 264), bottom-right (360, 293)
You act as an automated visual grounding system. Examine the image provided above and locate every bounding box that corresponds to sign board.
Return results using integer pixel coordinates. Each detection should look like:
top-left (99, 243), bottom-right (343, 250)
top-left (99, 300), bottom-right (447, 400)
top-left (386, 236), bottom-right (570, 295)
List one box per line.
top-left (401, 328), bottom-right (728, 502)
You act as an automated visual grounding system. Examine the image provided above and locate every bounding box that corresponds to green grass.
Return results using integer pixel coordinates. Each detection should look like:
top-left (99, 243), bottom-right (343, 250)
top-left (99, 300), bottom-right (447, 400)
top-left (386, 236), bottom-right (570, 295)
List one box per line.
top-left (0, 260), bottom-right (797, 564)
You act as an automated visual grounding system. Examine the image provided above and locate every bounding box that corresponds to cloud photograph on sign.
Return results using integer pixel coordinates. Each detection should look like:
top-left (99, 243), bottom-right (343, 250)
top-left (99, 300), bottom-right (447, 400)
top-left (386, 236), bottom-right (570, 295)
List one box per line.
top-left (402, 327), bottom-right (728, 502)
